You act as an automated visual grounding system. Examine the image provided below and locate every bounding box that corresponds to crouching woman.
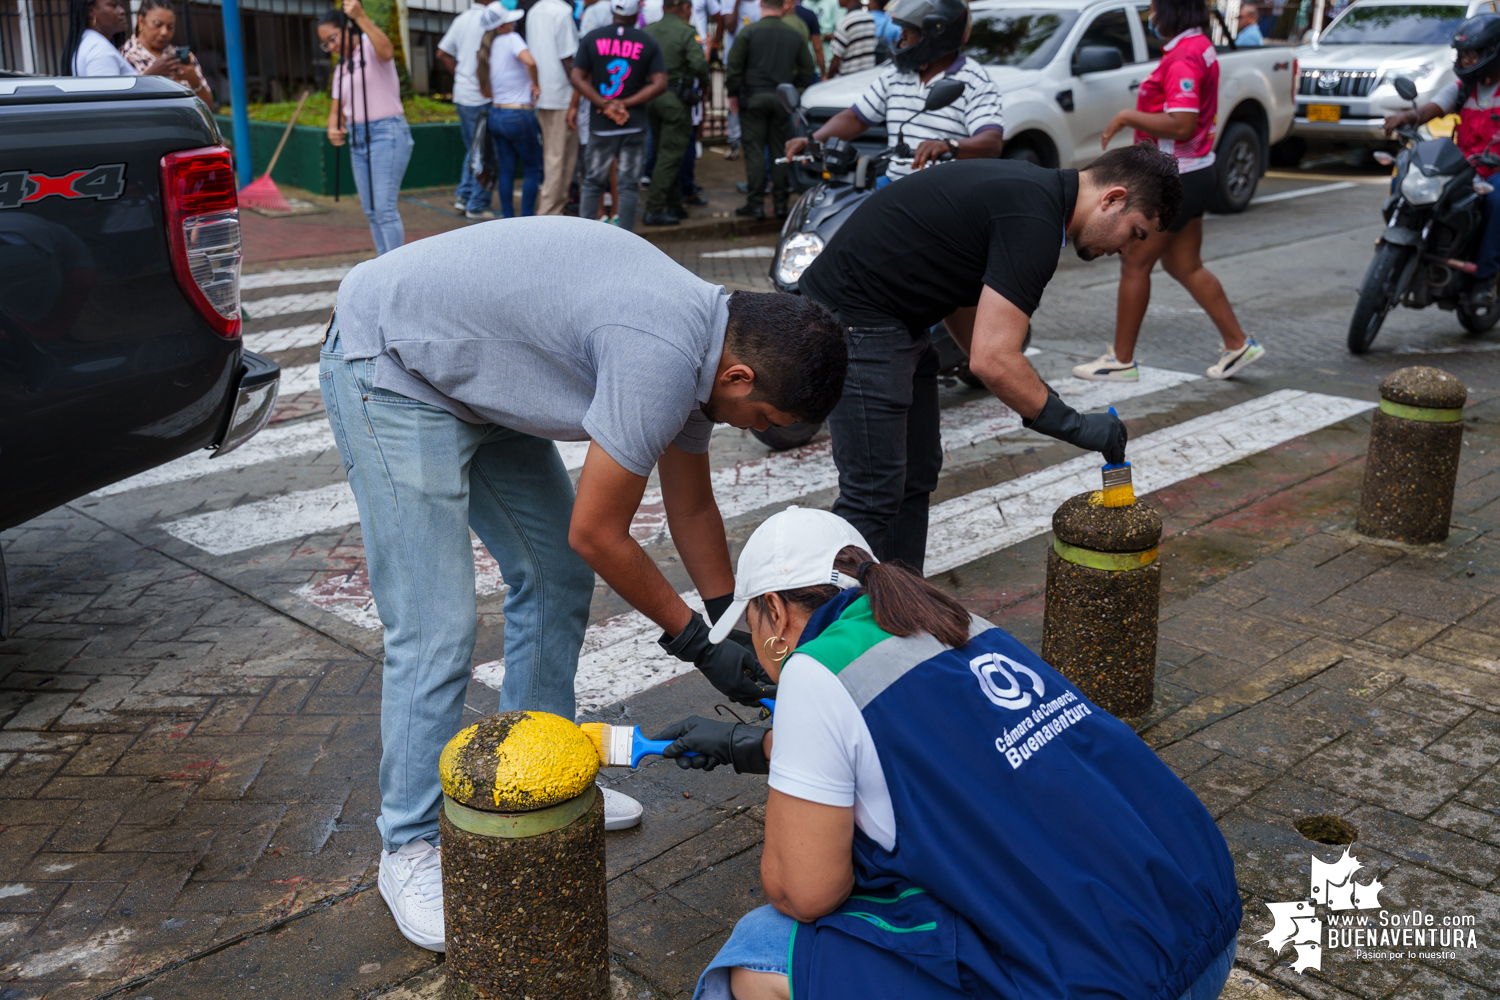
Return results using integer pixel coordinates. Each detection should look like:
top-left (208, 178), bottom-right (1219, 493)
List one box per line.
top-left (653, 506), bottom-right (1242, 1000)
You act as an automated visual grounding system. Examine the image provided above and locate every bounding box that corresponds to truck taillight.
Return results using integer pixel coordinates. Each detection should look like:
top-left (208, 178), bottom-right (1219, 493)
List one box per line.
top-left (160, 146), bottom-right (242, 339)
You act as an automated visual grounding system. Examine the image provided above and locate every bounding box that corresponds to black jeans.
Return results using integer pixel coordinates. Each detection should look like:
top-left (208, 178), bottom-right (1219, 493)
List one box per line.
top-left (826, 325), bottom-right (942, 572)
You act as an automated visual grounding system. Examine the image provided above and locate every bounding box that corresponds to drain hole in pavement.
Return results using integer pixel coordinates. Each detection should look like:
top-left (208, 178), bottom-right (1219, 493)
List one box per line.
top-left (1296, 815), bottom-right (1358, 845)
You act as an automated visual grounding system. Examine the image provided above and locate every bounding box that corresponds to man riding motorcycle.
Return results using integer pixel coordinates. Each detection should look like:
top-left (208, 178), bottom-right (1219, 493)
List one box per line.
top-left (1384, 13), bottom-right (1500, 308)
top-left (781, 0), bottom-right (1004, 178)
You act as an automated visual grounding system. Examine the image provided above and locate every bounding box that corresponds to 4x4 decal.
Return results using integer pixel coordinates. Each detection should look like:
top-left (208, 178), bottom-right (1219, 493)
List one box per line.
top-left (0, 164), bottom-right (127, 210)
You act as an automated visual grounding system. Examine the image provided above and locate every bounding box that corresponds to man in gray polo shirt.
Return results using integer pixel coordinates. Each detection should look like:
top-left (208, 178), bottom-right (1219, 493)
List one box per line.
top-left (320, 216), bottom-right (845, 955)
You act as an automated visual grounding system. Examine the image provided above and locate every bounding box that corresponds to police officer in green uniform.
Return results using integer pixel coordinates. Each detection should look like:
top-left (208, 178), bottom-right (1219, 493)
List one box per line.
top-left (725, 0), bottom-right (814, 220)
top-left (643, 0), bottom-right (711, 226)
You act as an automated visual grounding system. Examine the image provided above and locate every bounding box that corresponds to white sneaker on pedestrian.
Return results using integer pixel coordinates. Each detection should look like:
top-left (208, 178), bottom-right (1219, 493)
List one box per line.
top-left (1206, 338), bottom-right (1264, 380)
top-left (464, 209), bottom-right (492, 221)
top-left (600, 786), bottom-right (642, 831)
top-left (452, 198), bottom-right (465, 211)
top-left (378, 839), bottom-right (446, 952)
top-left (1072, 349), bottom-right (1140, 382)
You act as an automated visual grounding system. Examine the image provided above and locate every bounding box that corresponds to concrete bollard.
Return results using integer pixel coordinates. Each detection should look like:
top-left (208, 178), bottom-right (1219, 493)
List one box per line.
top-left (437, 711), bottom-right (609, 1000)
top-left (1357, 366), bottom-right (1468, 545)
top-left (1041, 489), bottom-right (1162, 718)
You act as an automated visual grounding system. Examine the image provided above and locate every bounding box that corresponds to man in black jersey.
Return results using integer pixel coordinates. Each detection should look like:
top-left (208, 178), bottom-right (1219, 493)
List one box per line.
top-left (797, 144), bottom-right (1182, 570)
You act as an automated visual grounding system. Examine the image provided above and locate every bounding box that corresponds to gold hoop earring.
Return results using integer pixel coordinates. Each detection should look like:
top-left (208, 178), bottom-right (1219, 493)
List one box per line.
top-left (763, 635), bottom-right (790, 665)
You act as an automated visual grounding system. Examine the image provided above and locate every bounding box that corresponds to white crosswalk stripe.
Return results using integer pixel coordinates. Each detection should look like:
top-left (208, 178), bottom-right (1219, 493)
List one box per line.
top-left (243, 323), bottom-right (328, 354)
top-left (242, 290), bottom-right (337, 319)
top-left (241, 266), bottom-right (355, 290)
top-left (134, 264), bottom-right (1380, 712)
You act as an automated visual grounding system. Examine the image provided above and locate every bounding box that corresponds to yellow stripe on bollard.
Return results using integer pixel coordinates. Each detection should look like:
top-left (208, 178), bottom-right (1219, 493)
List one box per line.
top-left (1051, 537), bottom-right (1158, 572)
top-left (1378, 399), bottom-right (1464, 422)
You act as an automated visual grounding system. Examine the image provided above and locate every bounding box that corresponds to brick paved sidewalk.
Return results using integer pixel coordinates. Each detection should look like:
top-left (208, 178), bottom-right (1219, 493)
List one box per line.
top-left (2, 395), bottom-right (1497, 999)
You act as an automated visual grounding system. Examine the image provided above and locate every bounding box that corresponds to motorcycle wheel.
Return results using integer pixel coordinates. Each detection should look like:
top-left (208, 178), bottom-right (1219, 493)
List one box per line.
top-left (1458, 297), bottom-right (1500, 334)
top-left (1348, 243), bottom-right (1413, 354)
top-left (751, 422), bottom-right (822, 451)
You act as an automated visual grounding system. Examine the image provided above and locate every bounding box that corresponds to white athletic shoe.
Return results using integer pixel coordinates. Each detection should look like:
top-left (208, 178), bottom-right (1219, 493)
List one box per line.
top-left (378, 839), bottom-right (446, 952)
top-left (601, 785), bottom-right (642, 831)
top-left (1072, 349), bottom-right (1140, 382)
top-left (452, 198), bottom-right (465, 212)
top-left (1207, 338), bottom-right (1265, 380)
top-left (464, 209), bottom-right (492, 221)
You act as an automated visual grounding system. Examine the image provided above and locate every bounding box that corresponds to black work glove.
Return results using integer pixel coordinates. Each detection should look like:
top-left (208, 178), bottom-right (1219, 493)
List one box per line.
top-left (659, 612), bottom-right (777, 707)
top-left (703, 593), bottom-right (756, 656)
top-left (649, 716), bottom-right (770, 773)
top-left (1024, 391), bottom-right (1128, 465)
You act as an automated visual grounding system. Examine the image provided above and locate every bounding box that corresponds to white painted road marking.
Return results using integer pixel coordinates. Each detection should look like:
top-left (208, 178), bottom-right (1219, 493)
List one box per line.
top-left (701, 247), bottom-right (775, 258)
top-left (155, 367), bottom-right (1195, 553)
top-left (243, 323), bottom-right (328, 355)
top-left (295, 537), bottom-right (506, 630)
top-left (241, 290), bottom-right (338, 319)
top-left (241, 266), bottom-right (355, 290)
top-left (473, 390), bottom-right (1375, 708)
top-left (278, 362), bottom-right (321, 396)
top-left (1250, 181), bottom-right (1359, 206)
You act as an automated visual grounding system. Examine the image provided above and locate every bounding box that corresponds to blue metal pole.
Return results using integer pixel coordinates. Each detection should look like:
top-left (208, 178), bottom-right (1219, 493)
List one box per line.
top-left (221, 0), bottom-right (253, 188)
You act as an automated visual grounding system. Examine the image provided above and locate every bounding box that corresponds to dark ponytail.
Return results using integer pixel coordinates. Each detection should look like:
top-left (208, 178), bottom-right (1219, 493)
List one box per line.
top-left (755, 545), bottom-right (974, 649)
top-left (1152, 0), bottom-right (1210, 40)
top-left (62, 0), bottom-right (93, 76)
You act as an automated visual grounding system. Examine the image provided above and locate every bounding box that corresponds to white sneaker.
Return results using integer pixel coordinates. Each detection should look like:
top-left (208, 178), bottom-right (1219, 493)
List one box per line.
top-left (1072, 349), bottom-right (1140, 382)
top-left (601, 786), bottom-right (642, 831)
top-left (464, 209), bottom-right (492, 221)
top-left (378, 839), bottom-right (446, 952)
top-left (452, 198), bottom-right (465, 211)
top-left (1207, 338), bottom-right (1265, 380)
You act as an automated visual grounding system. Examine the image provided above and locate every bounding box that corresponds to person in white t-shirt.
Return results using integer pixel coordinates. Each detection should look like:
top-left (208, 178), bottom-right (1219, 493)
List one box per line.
top-left (476, 5), bottom-right (545, 216)
top-left (64, 0), bottom-right (182, 78)
top-left (717, 0), bottom-right (761, 153)
top-left (523, 0), bottom-right (581, 214)
top-left (437, 0), bottom-right (496, 218)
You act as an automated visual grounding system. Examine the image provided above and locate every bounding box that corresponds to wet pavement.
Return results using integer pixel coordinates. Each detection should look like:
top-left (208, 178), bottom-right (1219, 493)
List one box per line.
top-left (2, 167), bottom-right (1500, 999)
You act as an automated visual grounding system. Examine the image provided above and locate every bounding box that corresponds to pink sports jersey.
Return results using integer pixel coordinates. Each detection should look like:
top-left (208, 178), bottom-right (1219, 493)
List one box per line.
top-left (1134, 27), bottom-right (1218, 173)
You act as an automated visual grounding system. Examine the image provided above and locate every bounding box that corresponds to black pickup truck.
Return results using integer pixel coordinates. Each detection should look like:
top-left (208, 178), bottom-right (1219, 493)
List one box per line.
top-left (0, 74), bottom-right (280, 637)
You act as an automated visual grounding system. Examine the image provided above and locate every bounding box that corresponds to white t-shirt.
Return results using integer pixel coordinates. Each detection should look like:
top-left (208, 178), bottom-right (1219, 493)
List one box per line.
top-left (642, 0), bottom-right (664, 24)
top-left (721, 0), bottom-right (761, 55)
top-left (73, 29), bottom-right (136, 77)
top-left (579, 0), bottom-right (614, 36)
top-left (1434, 77), bottom-right (1500, 114)
top-left (768, 651), bottom-right (897, 852)
top-left (525, 0), bottom-right (580, 109)
top-left (438, 3), bottom-right (491, 107)
top-left (489, 32), bottom-right (534, 105)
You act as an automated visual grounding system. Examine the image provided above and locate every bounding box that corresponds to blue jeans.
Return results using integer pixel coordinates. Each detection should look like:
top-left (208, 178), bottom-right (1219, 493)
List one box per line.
top-left (319, 325), bottom-right (594, 851)
top-left (489, 106), bottom-right (544, 218)
top-left (347, 116), bottom-right (414, 256)
top-left (456, 103), bottom-right (493, 212)
top-left (692, 906), bottom-right (1237, 1000)
top-left (581, 131), bottom-right (646, 231)
top-left (1477, 180), bottom-right (1500, 280)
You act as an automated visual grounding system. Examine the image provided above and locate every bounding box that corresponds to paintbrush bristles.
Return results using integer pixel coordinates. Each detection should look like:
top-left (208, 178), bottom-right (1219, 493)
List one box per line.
top-left (579, 722), bottom-right (609, 764)
top-left (578, 722), bottom-right (634, 766)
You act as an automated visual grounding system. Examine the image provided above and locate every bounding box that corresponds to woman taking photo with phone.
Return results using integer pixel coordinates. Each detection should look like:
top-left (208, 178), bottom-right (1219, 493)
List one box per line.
top-left (650, 506), bottom-right (1242, 1000)
top-left (122, 0), bottom-right (214, 105)
top-left (1073, 0), bottom-right (1266, 385)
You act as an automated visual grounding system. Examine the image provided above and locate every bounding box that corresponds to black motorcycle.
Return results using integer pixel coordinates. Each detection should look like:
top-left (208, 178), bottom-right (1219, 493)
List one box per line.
top-left (1349, 75), bottom-right (1500, 354)
top-left (753, 79), bottom-right (1013, 451)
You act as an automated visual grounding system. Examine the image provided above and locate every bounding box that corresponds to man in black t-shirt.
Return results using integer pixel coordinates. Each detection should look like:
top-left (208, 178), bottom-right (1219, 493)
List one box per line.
top-left (570, 0), bottom-right (667, 230)
top-left (797, 145), bottom-right (1182, 570)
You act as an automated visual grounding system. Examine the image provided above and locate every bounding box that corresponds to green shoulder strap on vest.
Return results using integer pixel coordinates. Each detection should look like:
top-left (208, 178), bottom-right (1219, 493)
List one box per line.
top-left (795, 596), bottom-right (892, 676)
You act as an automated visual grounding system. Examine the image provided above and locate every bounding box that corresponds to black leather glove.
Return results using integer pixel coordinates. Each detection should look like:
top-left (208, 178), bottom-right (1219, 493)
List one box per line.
top-left (703, 593), bottom-right (755, 656)
top-left (659, 612), bottom-right (776, 706)
top-left (649, 716), bottom-right (770, 773)
top-left (1024, 392), bottom-right (1128, 465)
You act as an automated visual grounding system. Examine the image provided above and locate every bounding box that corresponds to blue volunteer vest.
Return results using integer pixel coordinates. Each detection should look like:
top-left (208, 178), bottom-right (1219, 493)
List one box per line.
top-left (786, 592), bottom-right (1241, 1000)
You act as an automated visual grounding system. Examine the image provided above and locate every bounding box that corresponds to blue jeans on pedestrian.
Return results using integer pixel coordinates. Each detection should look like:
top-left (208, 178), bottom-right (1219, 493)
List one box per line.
top-left (319, 323), bottom-right (594, 851)
top-left (691, 906), bottom-right (1238, 1000)
top-left (1475, 180), bottom-right (1500, 279)
top-left (456, 103), bottom-right (493, 212)
top-left (347, 115), bottom-right (414, 256)
top-left (489, 106), bottom-right (544, 218)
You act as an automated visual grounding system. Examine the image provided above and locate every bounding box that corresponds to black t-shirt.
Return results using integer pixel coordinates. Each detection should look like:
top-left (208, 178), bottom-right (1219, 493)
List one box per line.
top-left (798, 160), bottom-right (1080, 330)
top-left (575, 24), bottom-right (666, 135)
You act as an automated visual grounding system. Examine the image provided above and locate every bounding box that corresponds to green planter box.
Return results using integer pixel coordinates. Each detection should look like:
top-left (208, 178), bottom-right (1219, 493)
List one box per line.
top-left (215, 114), bottom-right (465, 196)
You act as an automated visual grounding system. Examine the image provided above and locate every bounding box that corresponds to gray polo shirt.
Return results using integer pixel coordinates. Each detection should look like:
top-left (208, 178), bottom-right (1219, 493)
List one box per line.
top-left (334, 217), bottom-right (731, 477)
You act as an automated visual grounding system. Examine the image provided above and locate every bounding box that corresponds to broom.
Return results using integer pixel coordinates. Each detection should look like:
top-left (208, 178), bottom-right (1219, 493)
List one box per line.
top-left (238, 89), bottom-right (311, 213)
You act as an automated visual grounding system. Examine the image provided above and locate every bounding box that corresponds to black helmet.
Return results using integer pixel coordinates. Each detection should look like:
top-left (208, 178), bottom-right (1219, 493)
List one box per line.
top-left (1453, 14), bottom-right (1500, 87)
top-left (885, 0), bottom-right (969, 73)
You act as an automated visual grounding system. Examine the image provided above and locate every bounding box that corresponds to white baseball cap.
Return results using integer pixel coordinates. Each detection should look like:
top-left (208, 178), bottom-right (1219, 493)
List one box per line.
top-left (479, 2), bottom-right (525, 29)
top-left (611, 0), bottom-right (642, 15)
top-left (707, 506), bottom-right (876, 644)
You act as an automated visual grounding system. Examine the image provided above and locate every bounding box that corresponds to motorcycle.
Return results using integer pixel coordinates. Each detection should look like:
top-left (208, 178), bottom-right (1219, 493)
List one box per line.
top-left (752, 78), bottom-right (1019, 451)
top-left (1349, 75), bottom-right (1500, 354)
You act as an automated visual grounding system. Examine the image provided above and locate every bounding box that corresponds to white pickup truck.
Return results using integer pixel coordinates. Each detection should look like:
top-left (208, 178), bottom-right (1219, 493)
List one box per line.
top-left (798, 0), bottom-right (1298, 211)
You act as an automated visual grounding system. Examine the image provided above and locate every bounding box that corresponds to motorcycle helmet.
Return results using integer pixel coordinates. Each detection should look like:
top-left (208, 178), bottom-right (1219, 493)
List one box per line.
top-left (885, 0), bottom-right (968, 73)
top-left (1453, 14), bottom-right (1500, 88)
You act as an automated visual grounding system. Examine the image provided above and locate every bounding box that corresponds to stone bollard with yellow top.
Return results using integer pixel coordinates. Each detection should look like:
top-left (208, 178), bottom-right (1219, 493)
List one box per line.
top-left (438, 711), bottom-right (608, 1000)
top-left (1041, 463), bottom-right (1162, 718)
top-left (1357, 366), bottom-right (1468, 545)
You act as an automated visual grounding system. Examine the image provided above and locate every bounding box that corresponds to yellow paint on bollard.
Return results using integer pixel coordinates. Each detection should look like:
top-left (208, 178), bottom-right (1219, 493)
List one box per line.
top-left (440, 710), bottom-right (599, 813)
top-left (438, 721), bottom-right (480, 805)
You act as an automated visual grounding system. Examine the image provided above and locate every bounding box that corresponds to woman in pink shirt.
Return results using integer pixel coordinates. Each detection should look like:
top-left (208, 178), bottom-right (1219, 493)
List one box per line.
top-left (1074, 0), bottom-right (1264, 384)
top-left (319, 0), bottom-right (413, 255)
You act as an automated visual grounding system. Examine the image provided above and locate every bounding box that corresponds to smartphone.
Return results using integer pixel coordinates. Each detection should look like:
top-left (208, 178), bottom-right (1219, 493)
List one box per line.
top-left (176, 45), bottom-right (191, 61)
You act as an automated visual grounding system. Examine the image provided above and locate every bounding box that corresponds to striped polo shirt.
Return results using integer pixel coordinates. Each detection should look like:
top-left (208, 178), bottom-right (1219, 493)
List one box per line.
top-left (829, 8), bottom-right (879, 74)
top-left (851, 54), bottom-right (1003, 179)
